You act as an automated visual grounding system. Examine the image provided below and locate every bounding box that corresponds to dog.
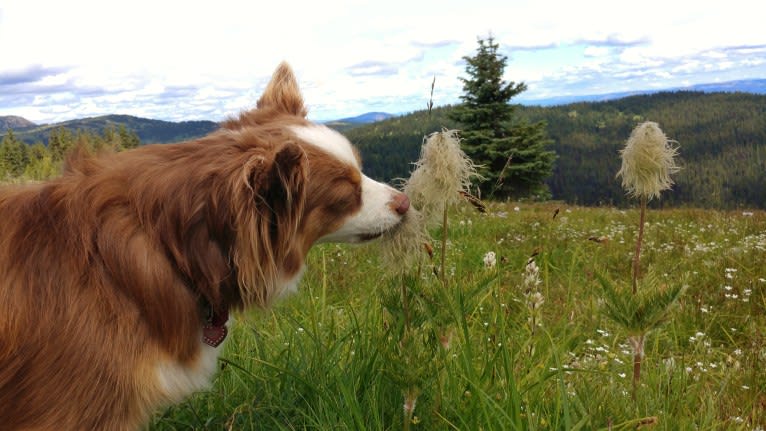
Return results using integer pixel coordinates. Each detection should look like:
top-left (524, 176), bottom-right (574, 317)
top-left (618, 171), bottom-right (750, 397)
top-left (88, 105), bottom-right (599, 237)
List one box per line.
top-left (0, 63), bottom-right (410, 430)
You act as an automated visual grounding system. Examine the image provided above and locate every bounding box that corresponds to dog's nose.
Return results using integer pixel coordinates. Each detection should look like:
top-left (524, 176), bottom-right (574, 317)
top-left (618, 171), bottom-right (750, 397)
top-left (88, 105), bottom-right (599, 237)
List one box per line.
top-left (391, 193), bottom-right (410, 215)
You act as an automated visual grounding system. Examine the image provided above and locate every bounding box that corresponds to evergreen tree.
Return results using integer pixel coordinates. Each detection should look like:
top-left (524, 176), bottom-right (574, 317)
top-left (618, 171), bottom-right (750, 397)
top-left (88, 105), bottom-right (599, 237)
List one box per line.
top-left (0, 129), bottom-right (30, 178)
top-left (27, 142), bottom-right (49, 163)
top-left (48, 127), bottom-right (74, 161)
top-left (102, 125), bottom-right (121, 150)
top-left (449, 36), bottom-right (556, 199)
top-left (118, 124), bottom-right (140, 150)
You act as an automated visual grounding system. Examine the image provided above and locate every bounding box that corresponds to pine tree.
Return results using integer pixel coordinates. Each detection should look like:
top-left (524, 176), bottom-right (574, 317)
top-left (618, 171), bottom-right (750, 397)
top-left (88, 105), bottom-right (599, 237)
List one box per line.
top-left (118, 124), bottom-right (140, 150)
top-left (449, 36), bottom-right (556, 199)
top-left (48, 127), bottom-right (74, 161)
top-left (0, 129), bottom-right (30, 178)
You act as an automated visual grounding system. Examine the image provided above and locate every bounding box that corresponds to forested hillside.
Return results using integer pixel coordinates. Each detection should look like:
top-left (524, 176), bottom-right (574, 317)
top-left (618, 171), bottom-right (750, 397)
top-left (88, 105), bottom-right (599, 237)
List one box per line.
top-left (345, 91), bottom-right (766, 209)
top-left (2, 114), bottom-right (218, 145)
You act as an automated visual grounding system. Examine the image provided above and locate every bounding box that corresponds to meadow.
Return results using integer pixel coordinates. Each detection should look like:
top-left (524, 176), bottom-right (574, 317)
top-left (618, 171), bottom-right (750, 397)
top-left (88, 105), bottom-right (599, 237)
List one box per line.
top-left (151, 201), bottom-right (766, 430)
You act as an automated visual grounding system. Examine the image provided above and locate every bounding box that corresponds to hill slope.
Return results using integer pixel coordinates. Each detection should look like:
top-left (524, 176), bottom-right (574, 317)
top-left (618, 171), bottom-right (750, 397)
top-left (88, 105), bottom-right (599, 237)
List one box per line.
top-left (0, 116), bottom-right (36, 131)
top-left (3, 115), bottom-right (219, 145)
top-left (324, 112), bottom-right (396, 132)
top-left (344, 91), bottom-right (766, 209)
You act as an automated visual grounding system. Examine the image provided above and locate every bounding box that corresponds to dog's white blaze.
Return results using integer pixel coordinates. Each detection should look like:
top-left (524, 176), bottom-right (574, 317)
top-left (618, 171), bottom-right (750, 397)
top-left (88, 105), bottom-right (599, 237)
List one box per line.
top-left (289, 125), bottom-right (360, 168)
top-left (156, 342), bottom-right (220, 402)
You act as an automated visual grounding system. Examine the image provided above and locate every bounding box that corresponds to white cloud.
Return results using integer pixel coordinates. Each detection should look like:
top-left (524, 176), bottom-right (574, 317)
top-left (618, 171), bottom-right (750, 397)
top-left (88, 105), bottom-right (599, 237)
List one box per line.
top-left (1, 0), bottom-right (764, 123)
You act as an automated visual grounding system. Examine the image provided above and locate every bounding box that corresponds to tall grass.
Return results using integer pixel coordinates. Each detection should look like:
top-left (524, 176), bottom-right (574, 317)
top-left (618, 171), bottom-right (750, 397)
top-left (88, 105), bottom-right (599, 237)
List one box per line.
top-left (152, 202), bottom-right (766, 430)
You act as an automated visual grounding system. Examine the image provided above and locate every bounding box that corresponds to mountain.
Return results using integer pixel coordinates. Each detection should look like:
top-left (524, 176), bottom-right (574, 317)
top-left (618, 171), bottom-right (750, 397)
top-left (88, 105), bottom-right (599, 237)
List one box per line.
top-left (2, 111), bottom-right (396, 143)
top-left (0, 116), bottom-right (37, 131)
top-left (3, 114), bottom-right (219, 145)
top-left (519, 78), bottom-right (766, 106)
top-left (324, 112), bottom-right (395, 132)
top-left (336, 112), bottom-right (395, 123)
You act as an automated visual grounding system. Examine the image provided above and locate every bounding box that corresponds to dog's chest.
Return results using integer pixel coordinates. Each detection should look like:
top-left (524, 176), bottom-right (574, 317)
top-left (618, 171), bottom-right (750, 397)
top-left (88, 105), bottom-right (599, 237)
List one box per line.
top-left (155, 342), bottom-right (220, 403)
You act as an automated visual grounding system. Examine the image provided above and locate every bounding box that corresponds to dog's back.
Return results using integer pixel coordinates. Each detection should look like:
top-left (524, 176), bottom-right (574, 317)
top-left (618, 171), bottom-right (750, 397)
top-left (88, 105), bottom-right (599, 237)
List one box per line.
top-left (0, 149), bottom-right (202, 429)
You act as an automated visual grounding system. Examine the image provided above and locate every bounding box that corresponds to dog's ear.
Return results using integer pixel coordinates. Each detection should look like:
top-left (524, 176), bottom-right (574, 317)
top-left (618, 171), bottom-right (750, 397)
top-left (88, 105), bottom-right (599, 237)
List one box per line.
top-left (256, 142), bottom-right (306, 216)
top-left (246, 143), bottom-right (306, 230)
top-left (257, 62), bottom-right (307, 118)
top-left (235, 142), bottom-right (306, 307)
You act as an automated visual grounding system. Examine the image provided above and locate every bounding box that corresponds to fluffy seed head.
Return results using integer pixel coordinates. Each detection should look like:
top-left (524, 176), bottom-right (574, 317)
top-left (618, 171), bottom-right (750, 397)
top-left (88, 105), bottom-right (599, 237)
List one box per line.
top-left (404, 130), bottom-right (479, 224)
top-left (380, 207), bottom-right (430, 273)
top-left (616, 122), bottom-right (680, 200)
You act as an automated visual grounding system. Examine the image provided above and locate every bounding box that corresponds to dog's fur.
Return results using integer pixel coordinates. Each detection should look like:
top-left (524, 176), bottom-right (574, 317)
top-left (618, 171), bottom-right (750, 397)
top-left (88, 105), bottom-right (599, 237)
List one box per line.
top-left (0, 63), bottom-right (409, 430)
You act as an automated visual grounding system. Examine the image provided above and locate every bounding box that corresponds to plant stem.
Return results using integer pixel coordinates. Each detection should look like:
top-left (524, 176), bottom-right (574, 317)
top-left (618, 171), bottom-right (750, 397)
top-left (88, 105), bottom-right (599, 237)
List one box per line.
top-left (631, 334), bottom-right (645, 401)
top-left (401, 275), bottom-right (411, 336)
top-left (632, 351), bottom-right (641, 400)
top-left (632, 196), bottom-right (647, 294)
top-left (440, 203), bottom-right (448, 286)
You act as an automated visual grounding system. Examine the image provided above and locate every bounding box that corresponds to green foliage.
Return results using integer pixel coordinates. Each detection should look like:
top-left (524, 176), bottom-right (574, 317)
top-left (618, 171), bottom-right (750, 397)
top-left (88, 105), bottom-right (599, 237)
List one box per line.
top-left (0, 124), bottom-right (143, 183)
top-left (449, 36), bottom-right (556, 199)
top-left (118, 124), bottom-right (140, 150)
top-left (0, 129), bottom-right (29, 178)
top-left (47, 127), bottom-right (74, 161)
top-left (597, 272), bottom-right (685, 335)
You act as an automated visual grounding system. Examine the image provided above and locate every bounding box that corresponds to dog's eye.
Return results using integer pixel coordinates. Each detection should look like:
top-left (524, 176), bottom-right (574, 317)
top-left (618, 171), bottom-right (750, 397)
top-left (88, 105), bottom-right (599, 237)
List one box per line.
top-left (325, 178), bottom-right (361, 213)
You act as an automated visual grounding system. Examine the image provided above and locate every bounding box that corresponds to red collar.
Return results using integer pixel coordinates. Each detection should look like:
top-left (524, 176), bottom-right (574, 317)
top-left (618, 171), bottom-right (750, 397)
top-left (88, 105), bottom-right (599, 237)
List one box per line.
top-left (202, 307), bottom-right (229, 347)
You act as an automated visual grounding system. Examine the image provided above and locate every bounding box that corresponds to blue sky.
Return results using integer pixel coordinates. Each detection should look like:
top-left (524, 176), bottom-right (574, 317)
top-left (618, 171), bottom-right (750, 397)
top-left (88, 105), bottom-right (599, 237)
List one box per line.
top-left (1, 0), bottom-right (764, 124)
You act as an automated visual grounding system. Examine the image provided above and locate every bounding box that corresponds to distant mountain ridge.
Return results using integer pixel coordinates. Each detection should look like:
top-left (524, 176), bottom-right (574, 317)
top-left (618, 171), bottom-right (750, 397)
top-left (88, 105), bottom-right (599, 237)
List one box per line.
top-left (335, 112), bottom-right (395, 123)
top-left (323, 112), bottom-right (396, 132)
top-left (1, 114), bottom-right (220, 145)
top-left (0, 111), bottom-right (396, 144)
top-left (519, 78), bottom-right (766, 106)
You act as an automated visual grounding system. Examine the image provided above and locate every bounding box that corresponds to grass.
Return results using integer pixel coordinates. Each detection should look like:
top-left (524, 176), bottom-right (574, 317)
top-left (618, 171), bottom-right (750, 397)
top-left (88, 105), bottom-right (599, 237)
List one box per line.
top-left (151, 201), bottom-right (766, 430)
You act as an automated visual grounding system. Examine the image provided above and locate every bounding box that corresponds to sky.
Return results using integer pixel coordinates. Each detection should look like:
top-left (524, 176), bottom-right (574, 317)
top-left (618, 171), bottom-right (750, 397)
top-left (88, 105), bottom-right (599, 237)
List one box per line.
top-left (1, 0), bottom-right (764, 124)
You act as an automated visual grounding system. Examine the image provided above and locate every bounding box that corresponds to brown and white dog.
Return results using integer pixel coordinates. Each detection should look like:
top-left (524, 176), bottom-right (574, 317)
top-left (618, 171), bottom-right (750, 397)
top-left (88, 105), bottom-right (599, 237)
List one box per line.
top-left (0, 63), bottom-right (409, 430)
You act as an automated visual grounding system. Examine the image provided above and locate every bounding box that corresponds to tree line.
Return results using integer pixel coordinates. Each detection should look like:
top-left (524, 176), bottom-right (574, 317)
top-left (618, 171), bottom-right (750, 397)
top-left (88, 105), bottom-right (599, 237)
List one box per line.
top-left (344, 91), bottom-right (766, 209)
top-left (0, 125), bottom-right (139, 181)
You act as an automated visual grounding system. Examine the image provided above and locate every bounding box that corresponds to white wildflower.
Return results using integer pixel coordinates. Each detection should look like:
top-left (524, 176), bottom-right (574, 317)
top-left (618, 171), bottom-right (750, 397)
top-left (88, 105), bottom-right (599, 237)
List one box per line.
top-left (483, 251), bottom-right (497, 269)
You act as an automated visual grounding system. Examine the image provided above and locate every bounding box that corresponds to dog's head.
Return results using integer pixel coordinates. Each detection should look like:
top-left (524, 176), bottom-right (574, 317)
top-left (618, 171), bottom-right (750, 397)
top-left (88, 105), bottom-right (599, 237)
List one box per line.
top-left (220, 63), bottom-right (409, 306)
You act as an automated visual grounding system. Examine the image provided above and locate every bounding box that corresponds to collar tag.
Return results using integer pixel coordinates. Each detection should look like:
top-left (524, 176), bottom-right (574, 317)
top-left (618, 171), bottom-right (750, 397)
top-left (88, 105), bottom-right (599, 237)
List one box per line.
top-left (202, 309), bottom-right (229, 347)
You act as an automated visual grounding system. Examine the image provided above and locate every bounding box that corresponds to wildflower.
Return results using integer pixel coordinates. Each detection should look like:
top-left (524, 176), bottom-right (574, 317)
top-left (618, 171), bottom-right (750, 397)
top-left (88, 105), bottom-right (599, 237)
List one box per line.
top-left (380, 207), bottom-right (430, 273)
top-left (483, 251), bottom-right (497, 269)
top-left (523, 259), bottom-right (542, 288)
top-left (523, 258), bottom-right (544, 329)
top-left (404, 129), bottom-right (479, 225)
top-left (527, 291), bottom-right (545, 309)
top-left (616, 121), bottom-right (680, 201)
